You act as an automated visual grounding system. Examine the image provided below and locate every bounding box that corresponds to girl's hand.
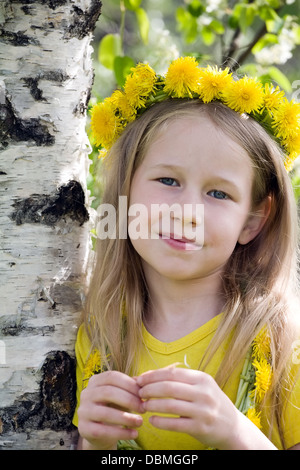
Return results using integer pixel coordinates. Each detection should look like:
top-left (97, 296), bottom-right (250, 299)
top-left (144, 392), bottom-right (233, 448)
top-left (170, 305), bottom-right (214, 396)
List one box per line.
top-left (77, 371), bottom-right (144, 450)
top-left (136, 366), bottom-right (276, 450)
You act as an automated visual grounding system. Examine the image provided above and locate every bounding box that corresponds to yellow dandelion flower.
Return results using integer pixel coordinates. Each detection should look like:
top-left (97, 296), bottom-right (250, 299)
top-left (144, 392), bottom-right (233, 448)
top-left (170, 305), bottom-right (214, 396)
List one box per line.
top-left (252, 327), bottom-right (271, 362)
top-left (198, 66), bottom-right (233, 103)
top-left (284, 152), bottom-right (298, 172)
top-left (124, 63), bottom-right (157, 108)
top-left (98, 148), bottom-right (108, 160)
top-left (164, 56), bottom-right (202, 98)
top-left (132, 63), bottom-right (157, 93)
top-left (282, 132), bottom-right (300, 156)
top-left (110, 90), bottom-right (136, 122)
top-left (83, 350), bottom-right (101, 383)
top-left (262, 83), bottom-right (285, 114)
top-left (222, 76), bottom-right (264, 114)
top-left (252, 357), bottom-right (273, 403)
top-left (246, 408), bottom-right (262, 430)
top-left (90, 100), bottom-right (123, 149)
top-left (272, 99), bottom-right (300, 140)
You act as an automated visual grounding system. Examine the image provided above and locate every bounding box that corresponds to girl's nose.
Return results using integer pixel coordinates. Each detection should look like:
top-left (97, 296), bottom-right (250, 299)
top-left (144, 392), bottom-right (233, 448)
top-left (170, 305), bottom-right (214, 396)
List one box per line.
top-left (170, 202), bottom-right (204, 246)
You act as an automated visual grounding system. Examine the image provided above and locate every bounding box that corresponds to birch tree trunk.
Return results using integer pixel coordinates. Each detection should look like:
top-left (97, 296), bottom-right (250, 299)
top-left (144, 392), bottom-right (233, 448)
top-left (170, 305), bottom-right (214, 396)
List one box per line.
top-left (0, 0), bottom-right (102, 450)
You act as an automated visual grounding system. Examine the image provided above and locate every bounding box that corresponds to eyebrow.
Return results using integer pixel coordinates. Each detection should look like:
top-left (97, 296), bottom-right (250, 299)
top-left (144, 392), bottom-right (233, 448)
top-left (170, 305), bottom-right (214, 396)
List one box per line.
top-left (150, 163), bottom-right (185, 171)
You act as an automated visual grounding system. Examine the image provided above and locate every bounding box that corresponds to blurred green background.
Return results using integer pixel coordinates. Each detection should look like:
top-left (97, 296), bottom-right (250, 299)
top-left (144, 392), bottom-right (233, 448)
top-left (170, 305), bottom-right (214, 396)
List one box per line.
top-left (87, 0), bottom-right (300, 209)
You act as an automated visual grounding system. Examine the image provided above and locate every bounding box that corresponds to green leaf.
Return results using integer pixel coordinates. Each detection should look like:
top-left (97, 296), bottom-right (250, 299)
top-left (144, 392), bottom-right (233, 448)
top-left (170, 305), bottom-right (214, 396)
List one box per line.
top-left (267, 66), bottom-right (292, 93)
top-left (176, 7), bottom-right (198, 43)
top-left (98, 34), bottom-right (122, 70)
top-left (114, 56), bottom-right (135, 87)
top-left (124, 0), bottom-right (142, 11)
top-left (258, 6), bottom-right (280, 22)
top-left (210, 19), bottom-right (225, 35)
top-left (201, 26), bottom-right (215, 46)
top-left (136, 7), bottom-right (149, 45)
top-left (294, 25), bottom-right (300, 45)
top-left (235, 4), bottom-right (258, 34)
top-left (251, 33), bottom-right (278, 54)
top-left (187, 0), bottom-right (204, 17)
top-left (265, 16), bottom-right (284, 34)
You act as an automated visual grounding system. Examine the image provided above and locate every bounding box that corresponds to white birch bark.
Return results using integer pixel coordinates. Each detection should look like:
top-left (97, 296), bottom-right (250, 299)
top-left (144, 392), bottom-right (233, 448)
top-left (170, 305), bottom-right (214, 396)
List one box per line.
top-left (0, 0), bottom-right (101, 449)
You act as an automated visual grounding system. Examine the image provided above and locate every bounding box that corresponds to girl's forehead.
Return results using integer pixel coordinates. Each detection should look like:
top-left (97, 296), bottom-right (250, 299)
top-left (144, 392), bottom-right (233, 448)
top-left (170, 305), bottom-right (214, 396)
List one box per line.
top-left (144, 115), bottom-right (250, 167)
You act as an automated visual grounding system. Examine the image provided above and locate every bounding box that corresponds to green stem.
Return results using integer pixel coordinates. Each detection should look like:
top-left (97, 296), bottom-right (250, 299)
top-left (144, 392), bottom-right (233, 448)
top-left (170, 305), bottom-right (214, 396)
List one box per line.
top-left (235, 381), bottom-right (249, 410)
top-left (120, 0), bottom-right (126, 55)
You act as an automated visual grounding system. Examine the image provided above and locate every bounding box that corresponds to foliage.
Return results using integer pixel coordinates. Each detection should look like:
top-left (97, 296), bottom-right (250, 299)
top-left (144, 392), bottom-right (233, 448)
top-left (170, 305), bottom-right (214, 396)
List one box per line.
top-left (88, 0), bottom-right (300, 206)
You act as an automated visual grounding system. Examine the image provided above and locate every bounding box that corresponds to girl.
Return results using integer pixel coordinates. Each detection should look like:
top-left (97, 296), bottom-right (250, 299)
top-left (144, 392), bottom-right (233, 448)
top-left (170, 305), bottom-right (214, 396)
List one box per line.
top-left (73, 59), bottom-right (300, 450)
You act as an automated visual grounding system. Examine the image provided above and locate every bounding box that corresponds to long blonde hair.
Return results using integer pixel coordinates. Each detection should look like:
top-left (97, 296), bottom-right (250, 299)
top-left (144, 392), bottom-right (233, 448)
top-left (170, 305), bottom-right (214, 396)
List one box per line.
top-left (84, 99), bottom-right (300, 447)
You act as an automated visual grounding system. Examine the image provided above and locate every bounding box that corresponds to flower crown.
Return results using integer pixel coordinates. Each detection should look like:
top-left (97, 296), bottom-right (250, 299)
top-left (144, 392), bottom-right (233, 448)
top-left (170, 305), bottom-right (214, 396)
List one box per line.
top-left (90, 56), bottom-right (300, 171)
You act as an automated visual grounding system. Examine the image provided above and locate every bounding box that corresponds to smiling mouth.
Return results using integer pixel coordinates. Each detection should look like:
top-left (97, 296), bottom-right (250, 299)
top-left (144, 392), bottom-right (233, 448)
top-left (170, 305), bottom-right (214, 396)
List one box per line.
top-left (159, 234), bottom-right (202, 251)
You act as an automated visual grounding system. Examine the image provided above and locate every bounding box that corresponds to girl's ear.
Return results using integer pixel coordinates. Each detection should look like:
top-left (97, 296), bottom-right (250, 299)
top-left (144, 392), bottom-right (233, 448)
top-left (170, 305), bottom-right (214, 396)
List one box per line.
top-left (238, 195), bottom-right (272, 245)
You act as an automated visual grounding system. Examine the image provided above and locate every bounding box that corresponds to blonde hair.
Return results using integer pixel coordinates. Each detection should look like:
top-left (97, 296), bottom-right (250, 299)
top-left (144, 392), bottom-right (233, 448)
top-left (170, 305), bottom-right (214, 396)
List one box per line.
top-left (84, 99), bottom-right (300, 447)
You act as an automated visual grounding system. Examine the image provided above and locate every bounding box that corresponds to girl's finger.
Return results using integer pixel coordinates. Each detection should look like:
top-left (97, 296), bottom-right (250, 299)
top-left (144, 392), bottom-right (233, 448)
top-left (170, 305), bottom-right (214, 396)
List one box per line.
top-left (79, 420), bottom-right (139, 443)
top-left (143, 397), bottom-right (195, 418)
top-left (137, 366), bottom-right (205, 387)
top-left (82, 384), bottom-right (145, 413)
top-left (148, 415), bottom-right (192, 434)
top-left (139, 380), bottom-right (198, 403)
top-left (79, 403), bottom-right (143, 428)
top-left (89, 370), bottom-right (141, 395)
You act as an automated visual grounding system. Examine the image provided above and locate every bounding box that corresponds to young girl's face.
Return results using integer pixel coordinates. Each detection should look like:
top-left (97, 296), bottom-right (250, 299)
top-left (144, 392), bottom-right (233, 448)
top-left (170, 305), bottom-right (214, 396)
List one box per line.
top-left (128, 115), bottom-right (256, 285)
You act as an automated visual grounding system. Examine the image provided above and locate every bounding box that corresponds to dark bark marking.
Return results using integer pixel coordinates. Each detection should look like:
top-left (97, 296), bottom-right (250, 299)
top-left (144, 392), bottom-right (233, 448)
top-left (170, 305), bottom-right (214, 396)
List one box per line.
top-left (0, 351), bottom-right (76, 433)
top-left (73, 85), bottom-right (92, 116)
top-left (0, 96), bottom-right (55, 147)
top-left (0, 29), bottom-right (40, 46)
top-left (8, 0), bottom-right (68, 9)
top-left (10, 180), bottom-right (89, 227)
top-left (0, 314), bottom-right (55, 337)
top-left (22, 70), bottom-right (69, 102)
top-left (66, 0), bottom-right (102, 39)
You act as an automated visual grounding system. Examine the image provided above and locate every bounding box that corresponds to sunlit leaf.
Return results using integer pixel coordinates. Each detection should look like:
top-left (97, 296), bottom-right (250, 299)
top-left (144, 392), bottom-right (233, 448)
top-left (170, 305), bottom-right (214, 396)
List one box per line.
top-left (252, 33), bottom-right (278, 54)
top-left (136, 7), bottom-right (149, 45)
top-left (124, 0), bottom-right (142, 11)
top-left (114, 56), bottom-right (135, 87)
top-left (98, 34), bottom-right (122, 70)
top-left (267, 66), bottom-right (292, 93)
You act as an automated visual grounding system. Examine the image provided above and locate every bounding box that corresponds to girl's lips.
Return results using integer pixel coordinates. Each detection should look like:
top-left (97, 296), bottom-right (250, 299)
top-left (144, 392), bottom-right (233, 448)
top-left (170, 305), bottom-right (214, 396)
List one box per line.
top-left (159, 234), bottom-right (202, 251)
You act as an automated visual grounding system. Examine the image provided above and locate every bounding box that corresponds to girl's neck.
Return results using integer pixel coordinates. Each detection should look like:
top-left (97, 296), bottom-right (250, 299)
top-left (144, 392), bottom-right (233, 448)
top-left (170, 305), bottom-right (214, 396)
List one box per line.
top-left (143, 267), bottom-right (225, 342)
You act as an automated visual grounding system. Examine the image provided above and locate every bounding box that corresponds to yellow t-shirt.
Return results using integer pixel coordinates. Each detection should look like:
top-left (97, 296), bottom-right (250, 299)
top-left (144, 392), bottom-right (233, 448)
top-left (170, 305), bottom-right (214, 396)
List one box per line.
top-left (72, 313), bottom-right (300, 450)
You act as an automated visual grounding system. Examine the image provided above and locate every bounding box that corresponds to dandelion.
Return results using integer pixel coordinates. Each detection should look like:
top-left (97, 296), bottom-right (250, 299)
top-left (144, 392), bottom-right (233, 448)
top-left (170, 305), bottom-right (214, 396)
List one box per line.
top-left (246, 408), bottom-right (262, 429)
top-left (222, 76), bottom-right (264, 114)
top-left (262, 83), bottom-right (285, 114)
top-left (110, 90), bottom-right (136, 122)
top-left (272, 99), bottom-right (300, 140)
top-left (198, 66), bottom-right (233, 103)
top-left (98, 148), bottom-right (108, 160)
top-left (131, 63), bottom-right (157, 94)
top-left (90, 100), bottom-right (123, 149)
top-left (164, 56), bottom-right (202, 98)
top-left (251, 357), bottom-right (273, 403)
top-left (284, 152), bottom-right (298, 172)
top-left (124, 63), bottom-right (157, 108)
top-left (282, 132), bottom-right (300, 158)
top-left (83, 350), bottom-right (101, 383)
top-left (252, 327), bottom-right (271, 362)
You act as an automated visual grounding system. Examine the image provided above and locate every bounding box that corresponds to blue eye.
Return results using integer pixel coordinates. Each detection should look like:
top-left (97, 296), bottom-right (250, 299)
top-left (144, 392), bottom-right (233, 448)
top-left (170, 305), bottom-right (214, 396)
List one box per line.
top-left (159, 177), bottom-right (178, 186)
top-left (208, 190), bottom-right (228, 200)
